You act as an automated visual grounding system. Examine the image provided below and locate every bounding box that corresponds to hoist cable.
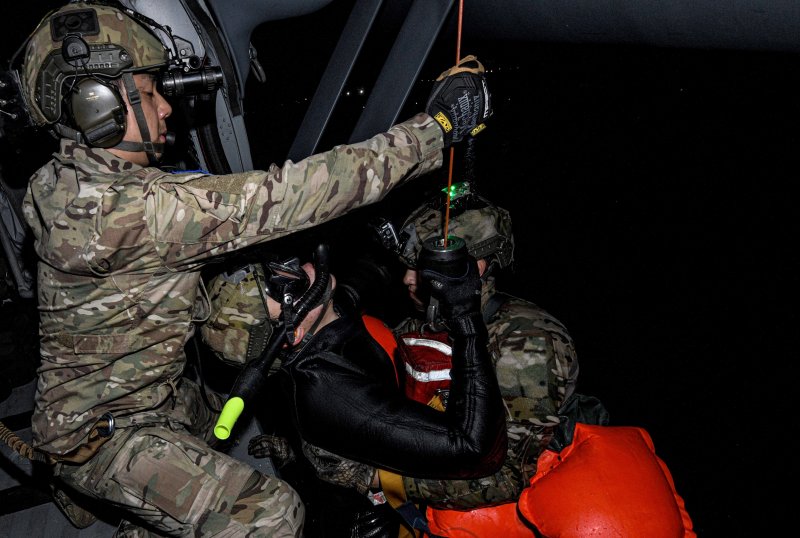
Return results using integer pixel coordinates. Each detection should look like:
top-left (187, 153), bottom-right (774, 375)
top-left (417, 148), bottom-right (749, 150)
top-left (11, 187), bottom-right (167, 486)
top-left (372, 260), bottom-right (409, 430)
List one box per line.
top-left (443, 0), bottom-right (465, 247)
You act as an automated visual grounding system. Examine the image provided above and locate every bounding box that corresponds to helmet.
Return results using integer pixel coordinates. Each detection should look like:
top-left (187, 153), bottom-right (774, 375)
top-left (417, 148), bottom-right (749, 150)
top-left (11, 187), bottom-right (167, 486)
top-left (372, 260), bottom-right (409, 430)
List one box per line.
top-left (396, 184), bottom-right (514, 270)
top-left (21, 1), bottom-right (169, 148)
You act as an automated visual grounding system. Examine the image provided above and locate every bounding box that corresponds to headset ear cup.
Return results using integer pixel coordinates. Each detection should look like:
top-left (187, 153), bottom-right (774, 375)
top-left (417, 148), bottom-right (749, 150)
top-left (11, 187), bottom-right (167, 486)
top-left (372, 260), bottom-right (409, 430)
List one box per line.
top-left (69, 78), bottom-right (127, 148)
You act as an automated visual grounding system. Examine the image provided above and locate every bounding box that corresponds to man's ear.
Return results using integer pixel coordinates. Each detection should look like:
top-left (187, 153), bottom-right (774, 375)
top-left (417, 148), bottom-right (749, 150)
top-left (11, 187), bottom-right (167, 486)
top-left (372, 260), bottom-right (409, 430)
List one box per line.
top-left (476, 258), bottom-right (488, 276)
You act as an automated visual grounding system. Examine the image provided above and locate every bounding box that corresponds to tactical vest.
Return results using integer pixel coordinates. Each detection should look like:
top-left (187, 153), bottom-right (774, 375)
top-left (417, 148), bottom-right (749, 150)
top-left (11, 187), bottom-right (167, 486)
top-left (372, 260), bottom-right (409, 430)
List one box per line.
top-left (200, 263), bottom-right (272, 367)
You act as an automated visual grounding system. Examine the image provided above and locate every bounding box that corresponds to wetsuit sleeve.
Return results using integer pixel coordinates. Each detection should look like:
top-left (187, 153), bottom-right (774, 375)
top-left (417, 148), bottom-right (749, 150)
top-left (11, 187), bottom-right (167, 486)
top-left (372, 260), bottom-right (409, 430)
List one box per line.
top-left (288, 312), bottom-right (507, 479)
top-left (145, 113), bottom-right (443, 269)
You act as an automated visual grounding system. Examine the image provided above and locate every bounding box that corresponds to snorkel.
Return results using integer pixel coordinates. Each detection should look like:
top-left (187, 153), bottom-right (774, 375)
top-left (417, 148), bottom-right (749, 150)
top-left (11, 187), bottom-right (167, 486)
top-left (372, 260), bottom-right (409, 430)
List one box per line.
top-left (214, 244), bottom-right (332, 440)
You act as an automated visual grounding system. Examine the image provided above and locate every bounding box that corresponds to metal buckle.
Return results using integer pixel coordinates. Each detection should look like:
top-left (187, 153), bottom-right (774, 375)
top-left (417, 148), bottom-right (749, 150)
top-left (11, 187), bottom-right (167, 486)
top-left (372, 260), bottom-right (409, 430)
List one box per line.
top-left (96, 412), bottom-right (115, 437)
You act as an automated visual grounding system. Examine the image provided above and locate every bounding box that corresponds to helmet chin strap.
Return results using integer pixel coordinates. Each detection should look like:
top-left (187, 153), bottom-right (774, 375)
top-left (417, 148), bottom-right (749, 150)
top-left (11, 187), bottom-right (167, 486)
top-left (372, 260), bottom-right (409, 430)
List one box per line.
top-left (113, 139), bottom-right (166, 156)
top-left (115, 72), bottom-right (161, 166)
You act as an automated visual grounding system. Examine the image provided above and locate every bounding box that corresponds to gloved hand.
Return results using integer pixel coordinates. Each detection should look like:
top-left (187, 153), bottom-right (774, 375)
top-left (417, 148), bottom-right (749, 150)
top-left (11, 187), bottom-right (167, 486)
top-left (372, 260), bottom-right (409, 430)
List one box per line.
top-left (420, 253), bottom-right (482, 321)
top-left (247, 433), bottom-right (296, 469)
top-left (301, 441), bottom-right (377, 495)
top-left (426, 55), bottom-right (492, 147)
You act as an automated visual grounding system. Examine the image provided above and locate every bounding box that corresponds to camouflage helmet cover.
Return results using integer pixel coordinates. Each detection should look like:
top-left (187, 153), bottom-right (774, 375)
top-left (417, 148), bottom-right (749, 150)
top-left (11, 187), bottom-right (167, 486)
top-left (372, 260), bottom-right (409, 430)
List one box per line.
top-left (399, 191), bottom-right (514, 269)
top-left (22, 2), bottom-right (169, 125)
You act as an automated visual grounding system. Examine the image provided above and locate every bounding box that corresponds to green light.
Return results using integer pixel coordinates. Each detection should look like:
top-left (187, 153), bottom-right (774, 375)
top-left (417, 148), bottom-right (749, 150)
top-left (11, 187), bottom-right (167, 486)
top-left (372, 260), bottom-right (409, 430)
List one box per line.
top-left (441, 181), bottom-right (472, 203)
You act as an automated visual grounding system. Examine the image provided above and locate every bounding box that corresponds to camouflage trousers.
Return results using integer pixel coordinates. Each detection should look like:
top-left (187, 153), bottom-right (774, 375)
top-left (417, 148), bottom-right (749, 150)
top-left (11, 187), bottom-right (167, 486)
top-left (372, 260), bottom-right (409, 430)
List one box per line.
top-left (54, 380), bottom-right (304, 537)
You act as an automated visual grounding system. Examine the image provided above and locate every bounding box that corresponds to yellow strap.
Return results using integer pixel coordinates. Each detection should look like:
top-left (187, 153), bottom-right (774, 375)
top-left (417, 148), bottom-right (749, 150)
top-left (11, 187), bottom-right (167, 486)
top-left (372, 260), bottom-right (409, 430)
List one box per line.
top-left (378, 469), bottom-right (423, 538)
top-left (427, 394), bottom-right (446, 411)
top-left (378, 468), bottom-right (407, 509)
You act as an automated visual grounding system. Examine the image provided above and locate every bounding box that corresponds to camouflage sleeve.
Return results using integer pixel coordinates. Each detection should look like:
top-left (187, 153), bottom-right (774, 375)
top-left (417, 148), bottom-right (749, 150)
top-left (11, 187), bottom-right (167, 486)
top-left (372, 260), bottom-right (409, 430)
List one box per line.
top-left (146, 113), bottom-right (443, 268)
top-left (490, 297), bottom-right (579, 423)
top-left (492, 298), bottom-right (581, 474)
top-left (402, 461), bottom-right (525, 509)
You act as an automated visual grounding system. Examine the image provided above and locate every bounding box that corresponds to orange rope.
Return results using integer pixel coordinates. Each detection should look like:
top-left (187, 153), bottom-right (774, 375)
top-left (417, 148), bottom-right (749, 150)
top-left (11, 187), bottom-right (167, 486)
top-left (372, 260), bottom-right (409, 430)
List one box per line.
top-left (443, 0), bottom-right (465, 247)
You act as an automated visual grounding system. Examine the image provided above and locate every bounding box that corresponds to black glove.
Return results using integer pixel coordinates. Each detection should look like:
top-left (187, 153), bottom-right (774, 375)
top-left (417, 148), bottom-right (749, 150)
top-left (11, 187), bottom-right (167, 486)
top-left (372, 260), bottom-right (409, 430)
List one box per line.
top-left (420, 254), bottom-right (482, 321)
top-left (426, 55), bottom-right (492, 147)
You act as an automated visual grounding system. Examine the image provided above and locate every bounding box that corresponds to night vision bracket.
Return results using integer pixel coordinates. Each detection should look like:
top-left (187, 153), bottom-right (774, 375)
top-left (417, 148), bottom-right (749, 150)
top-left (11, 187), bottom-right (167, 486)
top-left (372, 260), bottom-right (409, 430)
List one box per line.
top-left (0, 69), bottom-right (34, 133)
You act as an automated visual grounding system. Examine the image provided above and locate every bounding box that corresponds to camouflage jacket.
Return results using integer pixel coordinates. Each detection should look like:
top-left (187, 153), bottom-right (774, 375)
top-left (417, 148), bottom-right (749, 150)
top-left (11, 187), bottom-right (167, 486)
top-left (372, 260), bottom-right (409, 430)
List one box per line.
top-left (395, 277), bottom-right (579, 508)
top-left (22, 114), bottom-right (443, 455)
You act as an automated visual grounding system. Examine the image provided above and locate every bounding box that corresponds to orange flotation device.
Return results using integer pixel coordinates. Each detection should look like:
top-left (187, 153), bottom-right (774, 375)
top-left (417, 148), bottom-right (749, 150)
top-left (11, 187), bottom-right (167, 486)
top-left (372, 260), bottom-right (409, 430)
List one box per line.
top-left (427, 423), bottom-right (695, 538)
top-left (362, 315), bottom-right (695, 538)
top-left (518, 424), bottom-right (695, 537)
top-left (362, 314), bottom-right (399, 385)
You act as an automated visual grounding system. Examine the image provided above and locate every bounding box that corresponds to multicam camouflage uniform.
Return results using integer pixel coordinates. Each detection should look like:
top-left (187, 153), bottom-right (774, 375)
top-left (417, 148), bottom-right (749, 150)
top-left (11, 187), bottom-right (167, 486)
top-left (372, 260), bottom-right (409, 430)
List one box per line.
top-left (22, 112), bottom-right (443, 535)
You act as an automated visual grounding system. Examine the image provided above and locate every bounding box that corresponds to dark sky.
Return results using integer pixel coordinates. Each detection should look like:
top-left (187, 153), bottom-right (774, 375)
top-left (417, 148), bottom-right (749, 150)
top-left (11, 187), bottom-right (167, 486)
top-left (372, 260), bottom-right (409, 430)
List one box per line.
top-left (3, 1), bottom-right (796, 536)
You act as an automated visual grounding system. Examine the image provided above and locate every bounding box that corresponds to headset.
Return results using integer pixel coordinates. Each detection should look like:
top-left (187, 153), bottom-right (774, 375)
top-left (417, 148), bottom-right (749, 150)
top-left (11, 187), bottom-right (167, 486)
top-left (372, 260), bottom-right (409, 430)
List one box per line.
top-left (56, 30), bottom-right (128, 147)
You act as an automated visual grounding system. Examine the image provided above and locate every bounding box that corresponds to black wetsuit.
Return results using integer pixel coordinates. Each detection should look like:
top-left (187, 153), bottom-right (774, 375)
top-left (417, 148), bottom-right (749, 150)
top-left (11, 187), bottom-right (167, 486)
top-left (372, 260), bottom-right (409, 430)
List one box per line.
top-left (268, 302), bottom-right (506, 537)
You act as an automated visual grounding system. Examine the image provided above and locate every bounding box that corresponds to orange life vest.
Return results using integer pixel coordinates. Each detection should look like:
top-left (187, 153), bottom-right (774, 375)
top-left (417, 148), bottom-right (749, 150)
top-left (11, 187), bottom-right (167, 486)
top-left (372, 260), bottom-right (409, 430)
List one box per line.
top-left (427, 424), bottom-right (696, 538)
top-left (362, 314), bottom-right (399, 385)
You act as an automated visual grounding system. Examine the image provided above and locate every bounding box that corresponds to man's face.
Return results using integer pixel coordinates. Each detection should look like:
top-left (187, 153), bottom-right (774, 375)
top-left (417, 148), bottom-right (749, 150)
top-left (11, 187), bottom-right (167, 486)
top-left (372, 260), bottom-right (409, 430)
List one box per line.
top-left (265, 262), bottom-right (337, 327)
top-left (402, 268), bottom-right (426, 312)
top-left (116, 73), bottom-right (172, 165)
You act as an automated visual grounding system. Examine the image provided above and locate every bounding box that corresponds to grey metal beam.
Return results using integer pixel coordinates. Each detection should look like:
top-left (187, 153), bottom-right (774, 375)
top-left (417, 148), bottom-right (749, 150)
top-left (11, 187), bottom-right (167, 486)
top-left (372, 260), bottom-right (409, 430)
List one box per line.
top-left (348, 0), bottom-right (454, 143)
top-left (287, 0), bottom-right (384, 162)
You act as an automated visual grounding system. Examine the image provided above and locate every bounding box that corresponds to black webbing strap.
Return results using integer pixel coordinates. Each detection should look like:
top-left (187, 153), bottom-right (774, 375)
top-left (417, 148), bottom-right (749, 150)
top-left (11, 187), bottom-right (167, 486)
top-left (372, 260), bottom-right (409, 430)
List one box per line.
top-left (120, 72), bottom-right (158, 165)
top-left (483, 291), bottom-right (510, 324)
top-left (395, 501), bottom-right (445, 538)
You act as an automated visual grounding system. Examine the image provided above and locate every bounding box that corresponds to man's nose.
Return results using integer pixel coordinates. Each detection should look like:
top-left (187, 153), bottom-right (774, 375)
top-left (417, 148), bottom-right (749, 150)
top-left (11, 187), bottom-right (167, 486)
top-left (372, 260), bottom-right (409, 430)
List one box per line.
top-left (158, 94), bottom-right (172, 119)
top-left (302, 262), bottom-right (316, 283)
top-left (402, 269), bottom-right (417, 286)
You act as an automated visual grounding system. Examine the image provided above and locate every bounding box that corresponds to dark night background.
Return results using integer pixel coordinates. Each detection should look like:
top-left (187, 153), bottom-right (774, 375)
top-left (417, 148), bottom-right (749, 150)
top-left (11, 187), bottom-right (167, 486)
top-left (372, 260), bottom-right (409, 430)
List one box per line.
top-left (1, 1), bottom-right (796, 536)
